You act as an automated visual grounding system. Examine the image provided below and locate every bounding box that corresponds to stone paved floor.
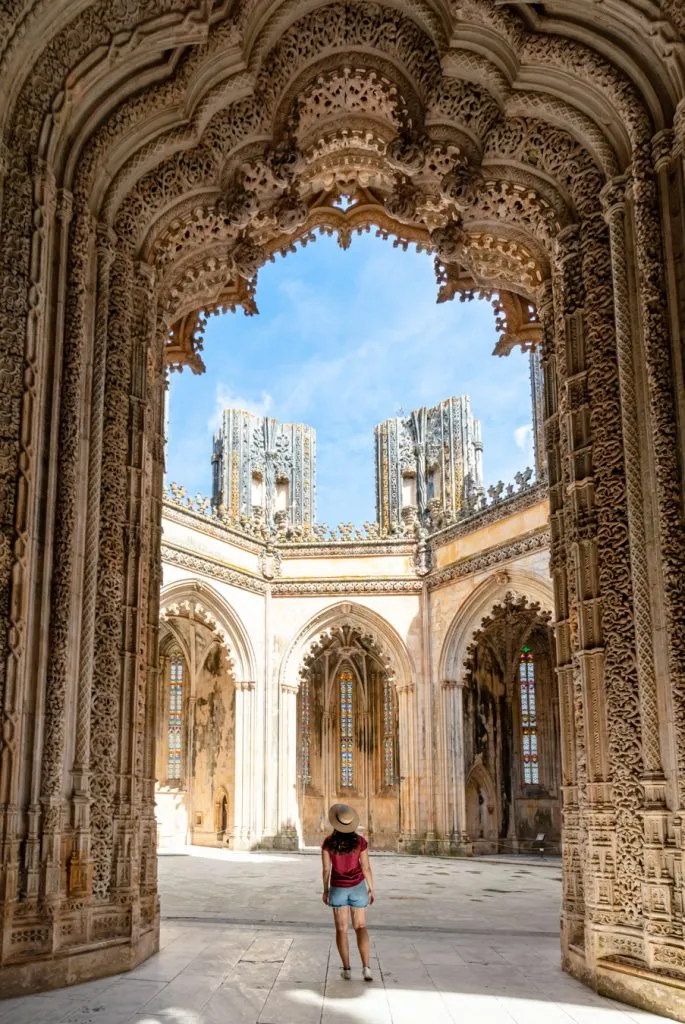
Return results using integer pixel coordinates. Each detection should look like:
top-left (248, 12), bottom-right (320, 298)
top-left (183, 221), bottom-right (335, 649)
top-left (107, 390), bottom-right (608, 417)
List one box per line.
top-left (0, 849), bottom-right (675, 1023)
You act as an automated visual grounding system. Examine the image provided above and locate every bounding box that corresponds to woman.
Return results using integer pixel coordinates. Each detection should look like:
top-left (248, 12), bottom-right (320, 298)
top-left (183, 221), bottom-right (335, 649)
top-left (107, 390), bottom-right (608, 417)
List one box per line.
top-left (321, 803), bottom-right (375, 981)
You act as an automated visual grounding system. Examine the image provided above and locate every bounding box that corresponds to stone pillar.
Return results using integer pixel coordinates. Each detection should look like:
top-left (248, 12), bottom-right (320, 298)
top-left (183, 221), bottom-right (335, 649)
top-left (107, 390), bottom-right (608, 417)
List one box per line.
top-left (441, 678), bottom-right (469, 851)
top-left (396, 680), bottom-right (417, 846)
top-left (69, 223), bottom-right (117, 899)
top-left (90, 242), bottom-right (134, 904)
top-left (233, 681), bottom-right (256, 849)
top-left (529, 347), bottom-right (546, 482)
top-left (277, 682), bottom-right (299, 848)
top-left (601, 176), bottom-right (667, 792)
top-left (631, 140), bottom-right (685, 806)
top-left (40, 200), bottom-right (94, 906)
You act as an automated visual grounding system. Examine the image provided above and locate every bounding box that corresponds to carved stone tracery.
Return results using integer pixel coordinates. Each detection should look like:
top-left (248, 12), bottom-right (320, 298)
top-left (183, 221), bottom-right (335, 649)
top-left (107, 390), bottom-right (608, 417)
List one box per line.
top-left (0, 0), bottom-right (684, 1016)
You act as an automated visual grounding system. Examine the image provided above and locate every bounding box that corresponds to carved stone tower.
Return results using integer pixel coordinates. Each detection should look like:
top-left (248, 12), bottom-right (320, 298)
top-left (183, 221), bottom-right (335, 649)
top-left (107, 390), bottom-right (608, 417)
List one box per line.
top-left (374, 396), bottom-right (484, 531)
top-left (212, 409), bottom-right (316, 529)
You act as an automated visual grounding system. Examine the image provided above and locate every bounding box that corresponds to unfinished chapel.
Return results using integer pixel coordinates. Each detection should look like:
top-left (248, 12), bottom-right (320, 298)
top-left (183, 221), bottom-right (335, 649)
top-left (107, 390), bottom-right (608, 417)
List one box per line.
top-left (1, 0), bottom-right (685, 1020)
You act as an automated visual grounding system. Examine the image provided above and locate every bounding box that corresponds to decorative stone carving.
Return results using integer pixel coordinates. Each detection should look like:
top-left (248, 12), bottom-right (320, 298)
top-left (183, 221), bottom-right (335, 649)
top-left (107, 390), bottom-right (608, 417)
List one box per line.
top-left (0, 0), bottom-right (684, 1013)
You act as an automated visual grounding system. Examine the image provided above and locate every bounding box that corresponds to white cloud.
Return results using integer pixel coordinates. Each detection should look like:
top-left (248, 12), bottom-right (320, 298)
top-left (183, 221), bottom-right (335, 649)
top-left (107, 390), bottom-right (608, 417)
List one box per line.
top-left (208, 383), bottom-right (274, 431)
top-left (514, 424), bottom-right (533, 450)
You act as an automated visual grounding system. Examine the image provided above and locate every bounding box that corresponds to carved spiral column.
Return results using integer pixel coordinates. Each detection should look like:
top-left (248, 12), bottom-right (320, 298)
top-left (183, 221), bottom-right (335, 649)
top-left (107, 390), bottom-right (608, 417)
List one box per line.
top-left (278, 682), bottom-right (299, 847)
top-left (91, 242), bottom-right (134, 903)
top-left (441, 678), bottom-right (469, 849)
top-left (233, 681), bottom-right (257, 849)
top-left (631, 142), bottom-right (685, 806)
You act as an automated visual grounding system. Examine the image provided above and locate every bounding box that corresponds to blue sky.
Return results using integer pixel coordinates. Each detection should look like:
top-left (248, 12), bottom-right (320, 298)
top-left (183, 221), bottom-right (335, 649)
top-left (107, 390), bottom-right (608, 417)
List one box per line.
top-left (166, 233), bottom-right (535, 525)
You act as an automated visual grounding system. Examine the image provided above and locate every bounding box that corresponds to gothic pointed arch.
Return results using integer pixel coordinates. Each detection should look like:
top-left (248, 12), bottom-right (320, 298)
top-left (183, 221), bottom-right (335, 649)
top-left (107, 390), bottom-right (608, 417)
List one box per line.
top-left (278, 600), bottom-right (415, 691)
top-left (0, 0), bottom-right (684, 1012)
top-left (438, 569), bottom-right (553, 685)
top-left (160, 580), bottom-right (256, 683)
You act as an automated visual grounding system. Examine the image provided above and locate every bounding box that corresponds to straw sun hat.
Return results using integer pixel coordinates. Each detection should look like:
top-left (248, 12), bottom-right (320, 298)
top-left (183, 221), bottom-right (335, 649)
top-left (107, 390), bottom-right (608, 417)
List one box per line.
top-left (328, 803), bottom-right (359, 833)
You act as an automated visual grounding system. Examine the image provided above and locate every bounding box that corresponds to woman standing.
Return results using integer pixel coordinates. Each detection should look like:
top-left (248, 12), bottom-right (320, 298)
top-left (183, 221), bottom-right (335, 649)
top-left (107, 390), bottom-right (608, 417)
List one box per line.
top-left (321, 803), bottom-right (375, 981)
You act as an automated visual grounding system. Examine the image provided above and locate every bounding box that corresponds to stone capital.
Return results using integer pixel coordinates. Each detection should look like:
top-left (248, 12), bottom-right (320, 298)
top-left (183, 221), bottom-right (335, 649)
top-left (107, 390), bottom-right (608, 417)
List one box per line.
top-left (600, 175), bottom-right (628, 219)
top-left (652, 128), bottom-right (674, 171)
top-left (442, 677), bottom-right (466, 690)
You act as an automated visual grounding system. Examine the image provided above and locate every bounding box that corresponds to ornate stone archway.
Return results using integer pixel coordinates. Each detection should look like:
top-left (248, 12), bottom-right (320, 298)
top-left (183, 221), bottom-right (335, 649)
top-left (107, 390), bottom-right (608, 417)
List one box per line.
top-left (0, 1), bottom-right (684, 1015)
top-left (157, 583), bottom-right (258, 851)
top-left (275, 601), bottom-right (416, 847)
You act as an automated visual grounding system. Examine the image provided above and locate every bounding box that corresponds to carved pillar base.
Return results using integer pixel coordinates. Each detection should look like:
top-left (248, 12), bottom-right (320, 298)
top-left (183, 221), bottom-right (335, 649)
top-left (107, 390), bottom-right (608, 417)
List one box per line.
top-left (0, 903), bottom-right (159, 1000)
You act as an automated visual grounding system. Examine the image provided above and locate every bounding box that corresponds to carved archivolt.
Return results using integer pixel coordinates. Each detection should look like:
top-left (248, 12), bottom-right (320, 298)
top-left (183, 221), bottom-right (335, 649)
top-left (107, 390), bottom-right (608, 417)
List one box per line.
top-left (1, 0), bottom-right (685, 1009)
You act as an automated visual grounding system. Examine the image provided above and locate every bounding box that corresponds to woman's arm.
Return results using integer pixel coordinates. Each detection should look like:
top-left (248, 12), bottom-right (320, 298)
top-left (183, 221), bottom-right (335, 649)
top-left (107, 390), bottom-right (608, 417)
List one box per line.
top-left (360, 847), bottom-right (375, 904)
top-left (321, 846), bottom-right (331, 904)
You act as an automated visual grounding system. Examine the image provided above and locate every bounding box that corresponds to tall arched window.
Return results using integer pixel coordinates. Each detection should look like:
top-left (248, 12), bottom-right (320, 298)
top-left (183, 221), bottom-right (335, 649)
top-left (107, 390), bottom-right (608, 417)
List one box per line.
top-left (300, 674), bottom-right (312, 787)
top-left (167, 650), bottom-right (185, 783)
top-left (519, 646), bottom-right (539, 784)
top-left (383, 675), bottom-right (396, 788)
top-left (339, 669), bottom-right (354, 788)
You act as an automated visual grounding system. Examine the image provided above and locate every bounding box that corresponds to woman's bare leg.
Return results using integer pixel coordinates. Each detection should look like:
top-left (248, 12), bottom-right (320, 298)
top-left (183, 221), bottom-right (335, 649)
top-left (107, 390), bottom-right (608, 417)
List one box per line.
top-left (351, 907), bottom-right (370, 967)
top-left (333, 907), bottom-right (350, 968)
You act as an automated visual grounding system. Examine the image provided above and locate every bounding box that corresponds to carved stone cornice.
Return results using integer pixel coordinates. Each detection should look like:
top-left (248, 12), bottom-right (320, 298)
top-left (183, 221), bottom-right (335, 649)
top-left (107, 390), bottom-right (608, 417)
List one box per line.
top-left (279, 539), bottom-right (415, 557)
top-left (160, 543), bottom-right (267, 595)
top-left (271, 578), bottom-right (424, 597)
top-left (428, 527), bottom-right (550, 591)
top-left (429, 482), bottom-right (547, 551)
top-left (162, 500), bottom-right (265, 555)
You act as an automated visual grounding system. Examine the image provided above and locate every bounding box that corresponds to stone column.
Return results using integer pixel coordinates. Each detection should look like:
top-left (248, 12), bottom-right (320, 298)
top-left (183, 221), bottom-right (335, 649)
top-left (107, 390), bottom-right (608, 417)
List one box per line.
top-left (90, 242), bottom-right (134, 904)
top-left (631, 141), bottom-right (685, 806)
top-left (69, 223), bottom-right (117, 899)
top-left (40, 200), bottom-right (95, 905)
top-left (601, 176), bottom-right (667, 788)
top-left (233, 681), bottom-right (256, 849)
top-left (396, 680), bottom-right (417, 845)
top-left (277, 682), bottom-right (299, 848)
top-left (548, 237), bottom-right (592, 956)
top-left (441, 678), bottom-right (469, 851)
top-left (529, 347), bottom-right (546, 482)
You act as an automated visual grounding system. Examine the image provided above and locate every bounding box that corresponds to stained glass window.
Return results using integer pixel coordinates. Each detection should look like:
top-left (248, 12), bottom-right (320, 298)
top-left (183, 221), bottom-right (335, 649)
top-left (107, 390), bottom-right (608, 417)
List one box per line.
top-left (300, 675), bottom-right (312, 786)
top-left (167, 651), bottom-right (184, 782)
top-left (383, 675), bottom-right (395, 787)
top-left (339, 669), bottom-right (354, 788)
top-left (519, 646), bottom-right (539, 784)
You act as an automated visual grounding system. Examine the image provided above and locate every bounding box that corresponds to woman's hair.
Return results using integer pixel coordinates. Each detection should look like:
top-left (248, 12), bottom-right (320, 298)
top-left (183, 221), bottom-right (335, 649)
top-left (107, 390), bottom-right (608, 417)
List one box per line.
top-left (327, 829), bottom-right (360, 854)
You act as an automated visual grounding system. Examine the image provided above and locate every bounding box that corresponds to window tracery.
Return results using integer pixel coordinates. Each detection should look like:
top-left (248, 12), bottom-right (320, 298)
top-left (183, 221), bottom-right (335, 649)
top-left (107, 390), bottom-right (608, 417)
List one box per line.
top-left (383, 675), bottom-right (396, 787)
top-left (519, 646), bottom-right (539, 785)
top-left (167, 650), bottom-right (185, 783)
top-left (300, 673), bottom-right (312, 786)
top-left (339, 668), bottom-right (354, 788)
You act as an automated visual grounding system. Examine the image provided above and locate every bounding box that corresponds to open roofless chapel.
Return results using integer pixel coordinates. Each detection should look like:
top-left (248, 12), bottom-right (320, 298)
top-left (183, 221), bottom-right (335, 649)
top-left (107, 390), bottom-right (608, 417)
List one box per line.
top-left (1, 0), bottom-right (685, 1019)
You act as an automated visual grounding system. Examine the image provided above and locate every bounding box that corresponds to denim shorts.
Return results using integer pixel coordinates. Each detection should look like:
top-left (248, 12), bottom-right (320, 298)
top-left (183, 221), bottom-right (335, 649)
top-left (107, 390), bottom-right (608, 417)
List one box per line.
top-left (328, 881), bottom-right (369, 908)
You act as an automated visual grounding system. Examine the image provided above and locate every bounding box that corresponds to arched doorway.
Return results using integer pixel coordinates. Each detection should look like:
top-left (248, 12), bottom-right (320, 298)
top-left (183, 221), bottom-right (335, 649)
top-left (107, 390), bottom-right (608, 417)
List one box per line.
top-left (465, 759), bottom-right (498, 851)
top-left (0, 1), bottom-right (684, 1015)
top-left (297, 625), bottom-right (400, 850)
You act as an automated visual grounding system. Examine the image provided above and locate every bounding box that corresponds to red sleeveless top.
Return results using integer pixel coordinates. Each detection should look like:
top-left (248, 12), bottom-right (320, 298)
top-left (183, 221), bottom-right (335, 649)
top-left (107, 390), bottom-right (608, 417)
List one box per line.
top-left (323, 834), bottom-right (368, 888)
